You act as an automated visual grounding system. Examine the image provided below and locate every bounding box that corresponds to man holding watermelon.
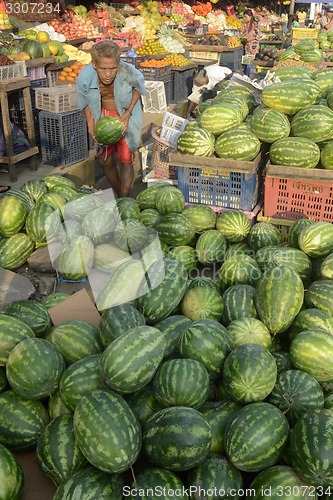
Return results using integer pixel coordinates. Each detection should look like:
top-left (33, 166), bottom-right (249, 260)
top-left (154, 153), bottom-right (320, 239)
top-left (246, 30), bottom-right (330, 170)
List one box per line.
top-left (76, 41), bottom-right (147, 197)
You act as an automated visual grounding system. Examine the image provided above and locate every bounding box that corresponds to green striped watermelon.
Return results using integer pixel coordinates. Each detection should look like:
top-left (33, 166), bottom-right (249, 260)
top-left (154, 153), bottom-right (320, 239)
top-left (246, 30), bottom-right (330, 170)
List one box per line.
top-left (58, 219), bottom-right (84, 243)
top-left (114, 218), bottom-right (148, 253)
top-left (255, 245), bottom-right (312, 285)
top-left (224, 402), bottom-right (289, 472)
top-left (223, 344), bottom-right (277, 403)
top-left (188, 454), bottom-right (243, 500)
top-left (6, 338), bottom-right (65, 400)
top-left (177, 127), bottom-right (215, 156)
top-left (268, 369), bottom-right (324, 426)
top-left (188, 276), bottom-right (221, 292)
top-left (56, 235), bottom-right (95, 280)
top-left (219, 254), bottom-right (261, 291)
top-left (100, 325), bottom-right (165, 394)
top-left (0, 314), bottom-right (35, 366)
top-left (168, 245), bottom-right (198, 271)
top-left (98, 303), bottom-right (145, 348)
top-left (288, 308), bottom-right (333, 342)
top-left (215, 127), bottom-right (261, 161)
top-left (298, 222), bottom-right (333, 258)
top-left (136, 184), bottom-right (168, 210)
top-left (153, 358), bottom-right (210, 408)
top-left (116, 197), bottom-right (141, 221)
top-left (313, 72), bottom-right (333, 98)
top-left (250, 106), bottom-right (291, 143)
top-left (143, 406), bottom-right (212, 471)
top-left (73, 389), bottom-right (141, 473)
top-left (0, 390), bottom-right (49, 451)
top-left (4, 299), bottom-right (51, 338)
top-left (126, 386), bottom-right (164, 426)
top-left (273, 352), bottom-right (292, 374)
top-left (47, 390), bottom-right (72, 420)
top-left (59, 355), bottom-right (104, 411)
top-left (42, 293), bottom-right (70, 309)
top-left (25, 203), bottom-right (60, 243)
top-left (227, 317), bottom-right (272, 349)
top-left (250, 465), bottom-right (317, 499)
top-left (255, 266), bottom-right (304, 335)
top-left (36, 414), bottom-right (87, 485)
top-left (47, 320), bottom-right (103, 365)
top-left (199, 103), bottom-right (243, 135)
top-left (287, 219), bottom-right (313, 249)
top-left (290, 329), bottom-right (333, 381)
top-left (321, 140), bottom-right (333, 169)
top-left (216, 210), bottom-right (251, 243)
top-left (154, 314), bottom-right (192, 359)
top-left (93, 243), bottom-right (130, 273)
top-left (196, 229), bottom-right (227, 265)
top-left (0, 443), bottom-right (24, 499)
top-left (182, 204), bottom-right (216, 233)
top-left (43, 174), bottom-right (77, 190)
top-left (274, 65), bottom-right (313, 80)
top-left (62, 193), bottom-right (101, 222)
top-left (0, 233), bottom-right (35, 270)
top-left (39, 192), bottom-right (66, 212)
top-left (261, 80), bottom-right (317, 114)
top-left (21, 179), bottom-right (47, 202)
top-left (321, 252), bottom-right (333, 279)
top-left (215, 86), bottom-right (255, 111)
top-left (222, 284), bottom-right (258, 324)
top-left (155, 186), bottom-right (185, 214)
top-left (248, 222), bottom-right (283, 251)
top-left (304, 280), bottom-right (333, 316)
top-left (180, 286), bottom-right (224, 322)
top-left (290, 410), bottom-right (333, 486)
top-left (2, 189), bottom-right (35, 211)
top-left (128, 467), bottom-right (184, 500)
top-left (198, 401), bottom-right (241, 454)
top-left (139, 208), bottom-right (161, 227)
top-left (53, 465), bottom-right (124, 499)
top-left (269, 137), bottom-right (321, 168)
top-left (49, 184), bottom-right (79, 203)
top-left (179, 318), bottom-right (234, 379)
top-left (291, 105), bottom-right (333, 143)
top-left (136, 257), bottom-right (188, 324)
top-left (0, 368), bottom-right (7, 393)
top-left (94, 115), bottom-right (124, 145)
top-left (156, 213), bottom-right (195, 246)
top-left (82, 206), bottom-right (117, 245)
top-left (0, 196), bottom-right (27, 237)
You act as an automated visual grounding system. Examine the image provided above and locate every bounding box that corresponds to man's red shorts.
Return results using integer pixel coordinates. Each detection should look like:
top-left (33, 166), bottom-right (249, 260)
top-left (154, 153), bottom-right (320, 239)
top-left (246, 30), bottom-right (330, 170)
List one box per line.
top-left (96, 109), bottom-right (133, 165)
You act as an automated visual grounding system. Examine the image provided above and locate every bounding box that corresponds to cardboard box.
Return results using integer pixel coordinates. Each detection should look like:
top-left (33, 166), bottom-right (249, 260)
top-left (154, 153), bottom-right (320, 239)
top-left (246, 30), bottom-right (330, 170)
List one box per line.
top-left (48, 288), bottom-right (101, 328)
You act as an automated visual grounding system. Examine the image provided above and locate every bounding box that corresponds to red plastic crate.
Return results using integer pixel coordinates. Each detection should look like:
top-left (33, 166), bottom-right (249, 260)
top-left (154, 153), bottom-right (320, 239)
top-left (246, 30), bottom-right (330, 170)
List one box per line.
top-left (264, 162), bottom-right (333, 222)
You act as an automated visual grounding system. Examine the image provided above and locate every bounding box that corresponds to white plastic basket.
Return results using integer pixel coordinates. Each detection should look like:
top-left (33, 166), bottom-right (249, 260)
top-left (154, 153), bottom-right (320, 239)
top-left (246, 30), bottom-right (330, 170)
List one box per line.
top-left (0, 61), bottom-right (27, 81)
top-left (35, 85), bottom-right (78, 113)
top-left (141, 81), bottom-right (167, 114)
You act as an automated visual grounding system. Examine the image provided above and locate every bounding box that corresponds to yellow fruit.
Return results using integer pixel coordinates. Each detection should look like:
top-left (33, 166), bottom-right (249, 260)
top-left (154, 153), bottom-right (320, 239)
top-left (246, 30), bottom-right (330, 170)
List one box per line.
top-left (48, 41), bottom-right (59, 56)
top-left (13, 52), bottom-right (31, 61)
top-left (36, 31), bottom-right (50, 43)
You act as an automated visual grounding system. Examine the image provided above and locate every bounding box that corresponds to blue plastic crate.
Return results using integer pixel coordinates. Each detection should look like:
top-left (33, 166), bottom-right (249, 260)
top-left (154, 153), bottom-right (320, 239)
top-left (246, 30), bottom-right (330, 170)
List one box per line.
top-left (219, 47), bottom-right (243, 72)
top-left (173, 153), bottom-right (263, 211)
top-left (39, 110), bottom-right (88, 167)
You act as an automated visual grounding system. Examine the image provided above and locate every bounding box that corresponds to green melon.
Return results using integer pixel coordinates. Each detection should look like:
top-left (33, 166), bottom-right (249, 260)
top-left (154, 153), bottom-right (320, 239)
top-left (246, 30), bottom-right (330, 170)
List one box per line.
top-left (180, 286), bottom-right (224, 322)
top-left (216, 210), bottom-right (251, 243)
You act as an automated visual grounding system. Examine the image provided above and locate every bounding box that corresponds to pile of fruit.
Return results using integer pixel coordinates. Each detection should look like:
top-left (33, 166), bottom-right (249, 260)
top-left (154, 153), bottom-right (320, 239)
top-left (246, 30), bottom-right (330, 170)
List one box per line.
top-left (136, 0), bottom-right (163, 38)
top-left (191, 1), bottom-right (213, 17)
top-left (139, 59), bottom-right (170, 68)
top-left (227, 35), bottom-right (242, 48)
top-left (163, 53), bottom-right (192, 66)
top-left (136, 39), bottom-right (167, 55)
top-left (49, 15), bottom-right (100, 40)
top-left (0, 53), bottom-right (13, 65)
top-left (258, 46), bottom-right (281, 65)
top-left (279, 39), bottom-right (322, 64)
top-left (192, 34), bottom-right (227, 46)
top-left (225, 15), bottom-right (242, 29)
top-left (58, 61), bottom-right (85, 83)
top-left (317, 29), bottom-right (333, 51)
top-left (0, 5), bottom-right (11, 30)
top-left (1, 177), bottom-right (333, 497)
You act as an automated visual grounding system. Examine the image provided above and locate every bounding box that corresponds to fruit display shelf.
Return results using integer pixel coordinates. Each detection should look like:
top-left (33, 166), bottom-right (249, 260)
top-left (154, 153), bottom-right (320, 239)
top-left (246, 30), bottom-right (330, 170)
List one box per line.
top-left (24, 56), bottom-right (56, 68)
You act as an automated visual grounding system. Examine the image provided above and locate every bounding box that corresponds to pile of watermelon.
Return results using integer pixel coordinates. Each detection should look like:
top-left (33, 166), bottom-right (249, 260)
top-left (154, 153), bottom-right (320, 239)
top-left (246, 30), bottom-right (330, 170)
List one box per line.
top-left (1, 183), bottom-right (333, 497)
top-left (177, 65), bottom-right (333, 169)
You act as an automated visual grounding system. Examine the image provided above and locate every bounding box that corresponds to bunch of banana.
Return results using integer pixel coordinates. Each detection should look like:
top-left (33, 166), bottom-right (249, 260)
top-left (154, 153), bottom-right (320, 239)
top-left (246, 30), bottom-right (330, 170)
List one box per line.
top-left (62, 43), bottom-right (91, 64)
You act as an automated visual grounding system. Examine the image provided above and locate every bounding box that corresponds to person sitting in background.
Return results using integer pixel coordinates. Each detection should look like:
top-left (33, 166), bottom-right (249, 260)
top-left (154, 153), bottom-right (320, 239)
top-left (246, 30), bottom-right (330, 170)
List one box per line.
top-left (319, 5), bottom-right (333, 30)
top-left (186, 65), bottom-right (232, 118)
top-left (242, 9), bottom-right (260, 57)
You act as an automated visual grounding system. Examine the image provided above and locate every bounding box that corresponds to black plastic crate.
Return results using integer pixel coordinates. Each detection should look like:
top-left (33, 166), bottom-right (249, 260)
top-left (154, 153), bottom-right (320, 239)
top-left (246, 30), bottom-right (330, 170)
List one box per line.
top-left (9, 78), bottom-right (49, 112)
top-left (10, 108), bottom-right (41, 146)
top-left (219, 47), bottom-right (243, 72)
top-left (39, 110), bottom-right (88, 167)
top-left (139, 65), bottom-right (171, 83)
top-left (164, 80), bottom-right (171, 105)
top-left (170, 66), bottom-right (196, 103)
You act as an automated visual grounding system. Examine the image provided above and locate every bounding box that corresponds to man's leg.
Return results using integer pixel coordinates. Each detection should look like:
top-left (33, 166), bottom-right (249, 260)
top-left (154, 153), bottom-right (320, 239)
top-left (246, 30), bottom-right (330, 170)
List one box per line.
top-left (118, 162), bottom-right (134, 197)
top-left (97, 153), bottom-right (121, 196)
